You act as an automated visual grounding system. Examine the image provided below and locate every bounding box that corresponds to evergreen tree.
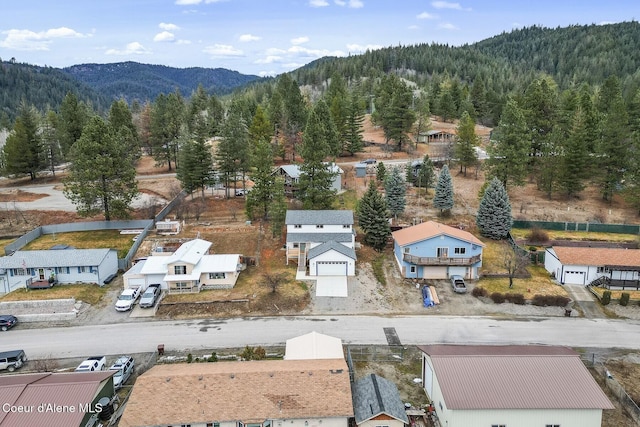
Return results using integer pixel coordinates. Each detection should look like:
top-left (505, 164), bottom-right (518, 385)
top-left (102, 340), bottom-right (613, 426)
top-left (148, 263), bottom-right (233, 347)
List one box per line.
top-left (476, 177), bottom-right (513, 240)
top-left (357, 180), bottom-right (391, 251)
top-left (385, 166), bottom-right (406, 220)
top-left (437, 87), bottom-right (457, 123)
top-left (3, 103), bottom-right (45, 180)
top-left (217, 107), bottom-right (249, 198)
top-left (454, 111), bottom-right (478, 176)
top-left (246, 138), bottom-right (276, 220)
top-left (63, 116), bottom-right (138, 220)
top-left (486, 98), bottom-right (530, 188)
top-left (298, 102), bottom-right (336, 209)
top-left (176, 129), bottom-right (214, 199)
top-left (375, 74), bottom-right (415, 151)
top-left (57, 92), bottom-right (89, 157)
top-left (326, 73), bottom-right (349, 148)
top-left (343, 93), bottom-right (365, 155)
top-left (42, 110), bottom-right (62, 176)
top-left (312, 99), bottom-right (341, 157)
top-left (150, 90), bottom-right (185, 171)
top-left (557, 107), bottom-right (589, 197)
top-left (268, 177), bottom-right (288, 238)
top-left (433, 164), bottom-right (454, 214)
top-left (109, 99), bottom-right (140, 159)
top-left (416, 154), bottom-right (435, 189)
top-left (376, 162), bottom-right (387, 183)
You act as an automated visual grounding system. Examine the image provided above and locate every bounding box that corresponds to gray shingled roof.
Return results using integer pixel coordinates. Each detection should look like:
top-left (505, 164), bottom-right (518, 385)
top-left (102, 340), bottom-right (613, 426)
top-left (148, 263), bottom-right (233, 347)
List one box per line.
top-left (285, 210), bottom-right (353, 225)
top-left (0, 249), bottom-right (114, 268)
top-left (308, 241), bottom-right (356, 260)
top-left (286, 232), bottom-right (353, 244)
top-left (352, 374), bottom-right (409, 424)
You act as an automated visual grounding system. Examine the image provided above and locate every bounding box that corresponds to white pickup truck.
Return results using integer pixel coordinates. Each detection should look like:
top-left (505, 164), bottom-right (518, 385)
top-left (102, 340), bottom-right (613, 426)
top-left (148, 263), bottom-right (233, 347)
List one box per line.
top-left (75, 356), bottom-right (107, 372)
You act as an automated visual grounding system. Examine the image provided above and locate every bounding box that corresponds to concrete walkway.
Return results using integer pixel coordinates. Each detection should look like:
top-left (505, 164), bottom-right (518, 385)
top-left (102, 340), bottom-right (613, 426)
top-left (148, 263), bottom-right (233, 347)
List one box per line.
top-left (563, 283), bottom-right (606, 319)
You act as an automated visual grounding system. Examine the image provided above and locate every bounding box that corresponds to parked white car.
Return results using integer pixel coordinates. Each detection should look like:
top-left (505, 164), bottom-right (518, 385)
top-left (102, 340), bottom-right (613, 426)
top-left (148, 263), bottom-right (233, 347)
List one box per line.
top-left (75, 356), bottom-right (107, 372)
top-left (109, 356), bottom-right (135, 389)
top-left (115, 288), bottom-right (141, 312)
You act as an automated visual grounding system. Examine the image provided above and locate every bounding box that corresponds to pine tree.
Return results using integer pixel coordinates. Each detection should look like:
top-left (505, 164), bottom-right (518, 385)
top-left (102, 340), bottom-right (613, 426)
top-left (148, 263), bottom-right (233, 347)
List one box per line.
top-left (217, 107), bottom-right (249, 198)
top-left (476, 177), bottom-right (513, 240)
top-left (433, 164), bottom-right (454, 214)
top-left (63, 116), bottom-right (139, 220)
top-left (454, 111), bottom-right (479, 176)
top-left (385, 166), bottom-right (406, 220)
top-left (3, 103), bottom-right (45, 180)
top-left (376, 162), bottom-right (387, 183)
top-left (268, 177), bottom-right (288, 238)
top-left (246, 139), bottom-right (275, 220)
top-left (176, 129), bottom-right (214, 199)
top-left (343, 93), bottom-right (365, 155)
top-left (486, 98), bottom-right (530, 188)
top-left (298, 102), bottom-right (336, 209)
top-left (357, 180), bottom-right (391, 251)
top-left (558, 107), bottom-right (589, 197)
top-left (416, 154), bottom-right (435, 189)
top-left (57, 91), bottom-right (89, 157)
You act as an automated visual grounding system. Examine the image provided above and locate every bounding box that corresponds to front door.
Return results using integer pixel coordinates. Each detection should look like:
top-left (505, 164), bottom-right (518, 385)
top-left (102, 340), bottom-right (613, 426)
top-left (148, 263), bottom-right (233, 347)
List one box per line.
top-left (38, 268), bottom-right (45, 280)
top-left (437, 247), bottom-right (448, 258)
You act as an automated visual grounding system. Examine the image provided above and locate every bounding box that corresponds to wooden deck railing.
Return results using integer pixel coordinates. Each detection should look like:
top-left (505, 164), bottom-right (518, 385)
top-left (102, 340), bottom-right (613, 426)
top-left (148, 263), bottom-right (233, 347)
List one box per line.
top-left (403, 253), bottom-right (481, 266)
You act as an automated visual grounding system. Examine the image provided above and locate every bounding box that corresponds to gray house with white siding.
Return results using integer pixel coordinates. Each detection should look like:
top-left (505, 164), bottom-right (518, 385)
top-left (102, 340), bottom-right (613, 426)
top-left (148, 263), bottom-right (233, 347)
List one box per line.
top-left (0, 248), bottom-right (118, 291)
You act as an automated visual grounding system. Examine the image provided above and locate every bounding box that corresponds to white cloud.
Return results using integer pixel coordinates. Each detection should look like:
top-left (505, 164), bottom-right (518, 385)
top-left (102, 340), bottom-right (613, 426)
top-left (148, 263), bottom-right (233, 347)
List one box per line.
top-left (154, 31), bottom-right (175, 42)
top-left (177, 39), bottom-right (192, 45)
top-left (431, 1), bottom-right (471, 11)
top-left (265, 47), bottom-right (287, 55)
top-left (239, 34), bottom-right (261, 42)
top-left (417, 12), bottom-right (438, 19)
top-left (438, 22), bottom-right (459, 30)
top-left (346, 43), bottom-right (383, 53)
top-left (291, 36), bottom-right (309, 45)
top-left (408, 25), bottom-right (419, 30)
top-left (159, 23), bottom-right (180, 31)
top-left (335, 0), bottom-right (364, 7)
top-left (105, 42), bottom-right (151, 56)
top-left (309, 0), bottom-right (329, 7)
top-left (175, 0), bottom-right (224, 4)
top-left (255, 55), bottom-right (283, 64)
top-left (203, 43), bottom-right (243, 57)
top-left (0, 27), bottom-right (86, 50)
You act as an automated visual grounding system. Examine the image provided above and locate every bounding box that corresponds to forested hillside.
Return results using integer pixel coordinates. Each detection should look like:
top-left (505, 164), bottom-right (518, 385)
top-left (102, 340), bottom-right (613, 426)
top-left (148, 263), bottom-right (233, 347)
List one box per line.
top-left (63, 62), bottom-right (263, 103)
top-left (0, 60), bottom-right (109, 126)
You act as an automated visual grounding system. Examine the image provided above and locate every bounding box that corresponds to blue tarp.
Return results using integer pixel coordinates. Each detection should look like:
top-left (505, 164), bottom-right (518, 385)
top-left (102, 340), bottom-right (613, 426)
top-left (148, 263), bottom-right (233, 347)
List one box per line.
top-left (422, 285), bottom-right (435, 307)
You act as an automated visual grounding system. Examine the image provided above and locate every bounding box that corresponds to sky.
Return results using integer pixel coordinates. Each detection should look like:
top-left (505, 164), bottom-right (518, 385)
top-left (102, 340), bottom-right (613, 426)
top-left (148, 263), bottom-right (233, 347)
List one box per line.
top-left (0, 0), bottom-right (638, 77)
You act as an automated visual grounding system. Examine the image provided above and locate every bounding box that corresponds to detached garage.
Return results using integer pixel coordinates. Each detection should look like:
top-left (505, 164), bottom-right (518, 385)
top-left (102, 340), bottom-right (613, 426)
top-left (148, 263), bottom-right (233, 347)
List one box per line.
top-left (308, 241), bottom-right (356, 277)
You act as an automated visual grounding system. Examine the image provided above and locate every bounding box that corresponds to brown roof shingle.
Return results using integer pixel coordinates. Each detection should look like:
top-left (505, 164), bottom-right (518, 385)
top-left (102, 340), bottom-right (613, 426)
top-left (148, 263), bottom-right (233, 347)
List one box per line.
top-left (418, 345), bottom-right (614, 410)
top-left (392, 221), bottom-right (484, 247)
top-left (551, 246), bottom-right (640, 267)
top-left (119, 359), bottom-right (353, 427)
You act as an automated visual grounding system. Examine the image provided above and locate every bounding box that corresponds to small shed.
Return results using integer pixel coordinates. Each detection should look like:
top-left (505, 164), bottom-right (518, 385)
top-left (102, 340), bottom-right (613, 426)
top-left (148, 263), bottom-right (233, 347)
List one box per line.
top-left (355, 163), bottom-right (368, 178)
top-left (156, 219), bottom-right (181, 235)
top-left (284, 331), bottom-right (344, 360)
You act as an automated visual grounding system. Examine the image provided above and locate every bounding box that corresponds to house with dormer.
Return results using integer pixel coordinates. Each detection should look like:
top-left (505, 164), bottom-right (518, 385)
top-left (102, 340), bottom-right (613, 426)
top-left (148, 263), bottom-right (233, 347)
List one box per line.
top-left (285, 210), bottom-right (356, 277)
top-left (123, 239), bottom-right (243, 293)
top-left (276, 163), bottom-right (344, 195)
top-left (392, 221), bottom-right (484, 280)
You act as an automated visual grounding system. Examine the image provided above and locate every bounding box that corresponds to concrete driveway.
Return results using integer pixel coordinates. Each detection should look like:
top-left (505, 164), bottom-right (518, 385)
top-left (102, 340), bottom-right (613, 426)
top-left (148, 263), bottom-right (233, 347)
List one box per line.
top-left (315, 276), bottom-right (348, 297)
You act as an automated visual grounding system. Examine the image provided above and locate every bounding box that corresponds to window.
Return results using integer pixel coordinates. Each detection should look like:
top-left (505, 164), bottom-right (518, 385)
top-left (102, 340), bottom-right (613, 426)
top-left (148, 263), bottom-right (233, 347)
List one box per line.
top-left (78, 266), bottom-right (90, 273)
top-left (181, 424), bottom-right (192, 427)
top-left (343, 224), bottom-right (350, 228)
top-left (293, 243), bottom-right (299, 248)
top-left (209, 272), bottom-right (226, 279)
top-left (174, 265), bottom-right (187, 275)
top-left (404, 247), bottom-right (410, 254)
top-left (294, 224), bottom-right (302, 228)
top-left (491, 425), bottom-right (506, 427)
top-left (597, 267), bottom-right (610, 274)
top-left (13, 268), bottom-right (27, 276)
top-left (545, 425), bottom-right (560, 427)
top-left (437, 247), bottom-right (448, 258)
top-left (410, 266), bottom-right (416, 273)
top-left (175, 282), bottom-right (190, 289)
top-left (316, 224), bottom-right (324, 229)
top-left (454, 247), bottom-right (466, 254)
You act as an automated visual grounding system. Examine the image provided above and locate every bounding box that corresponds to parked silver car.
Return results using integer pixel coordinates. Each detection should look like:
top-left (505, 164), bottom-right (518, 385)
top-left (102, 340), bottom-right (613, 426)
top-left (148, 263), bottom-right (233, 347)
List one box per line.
top-left (139, 284), bottom-right (161, 309)
top-left (109, 356), bottom-right (135, 390)
top-left (450, 275), bottom-right (467, 294)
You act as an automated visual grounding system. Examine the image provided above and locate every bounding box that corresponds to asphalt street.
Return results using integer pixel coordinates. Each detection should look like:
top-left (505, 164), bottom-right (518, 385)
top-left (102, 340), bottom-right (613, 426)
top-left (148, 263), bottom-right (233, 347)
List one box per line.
top-left (3, 315), bottom-right (640, 359)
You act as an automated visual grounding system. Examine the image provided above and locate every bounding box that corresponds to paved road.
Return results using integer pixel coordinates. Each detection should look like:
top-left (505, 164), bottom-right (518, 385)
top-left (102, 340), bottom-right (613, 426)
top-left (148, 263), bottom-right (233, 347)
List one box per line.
top-left (3, 315), bottom-right (640, 359)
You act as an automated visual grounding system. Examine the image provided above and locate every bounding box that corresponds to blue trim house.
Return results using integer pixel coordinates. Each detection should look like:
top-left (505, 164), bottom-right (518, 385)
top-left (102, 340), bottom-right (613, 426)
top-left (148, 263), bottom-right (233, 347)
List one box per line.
top-left (392, 221), bottom-right (485, 280)
top-left (0, 248), bottom-right (118, 290)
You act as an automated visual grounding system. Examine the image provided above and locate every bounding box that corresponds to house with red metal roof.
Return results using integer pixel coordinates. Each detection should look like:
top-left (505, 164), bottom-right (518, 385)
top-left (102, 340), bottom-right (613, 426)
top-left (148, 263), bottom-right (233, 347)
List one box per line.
top-left (418, 345), bottom-right (614, 427)
top-left (392, 221), bottom-right (485, 280)
top-left (0, 371), bottom-right (117, 427)
top-left (544, 246), bottom-right (640, 288)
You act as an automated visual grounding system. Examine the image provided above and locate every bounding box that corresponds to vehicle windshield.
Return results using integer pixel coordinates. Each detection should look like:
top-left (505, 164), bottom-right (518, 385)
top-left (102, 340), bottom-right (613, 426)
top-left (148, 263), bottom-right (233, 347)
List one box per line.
top-left (118, 294), bottom-right (133, 301)
top-left (142, 290), bottom-right (154, 298)
top-left (111, 368), bottom-right (123, 378)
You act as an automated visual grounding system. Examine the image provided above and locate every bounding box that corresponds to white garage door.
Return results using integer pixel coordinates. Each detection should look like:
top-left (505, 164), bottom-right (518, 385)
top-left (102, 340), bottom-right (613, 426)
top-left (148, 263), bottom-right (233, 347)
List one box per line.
top-left (563, 270), bottom-right (585, 285)
top-left (126, 277), bottom-right (146, 289)
top-left (317, 261), bottom-right (347, 276)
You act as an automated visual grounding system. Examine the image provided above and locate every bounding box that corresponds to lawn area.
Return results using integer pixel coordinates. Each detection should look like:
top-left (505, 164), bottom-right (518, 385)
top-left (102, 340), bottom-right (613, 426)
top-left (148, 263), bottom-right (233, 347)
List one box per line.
top-left (22, 230), bottom-right (134, 258)
top-left (479, 237), bottom-right (511, 275)
top-left (0, 282), bottom-right (111, 305)
top-left (0, 238), bottom-right (15, 251)
top-left (478, 266), bottom-right (569, 298)
top-left (510, 228), bottom-right (638, 243)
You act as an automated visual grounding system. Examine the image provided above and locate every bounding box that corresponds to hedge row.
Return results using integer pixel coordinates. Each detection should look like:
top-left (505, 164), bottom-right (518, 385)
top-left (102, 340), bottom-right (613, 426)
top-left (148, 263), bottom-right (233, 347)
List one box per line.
top-left (472, 287), bottom-right (569, 307)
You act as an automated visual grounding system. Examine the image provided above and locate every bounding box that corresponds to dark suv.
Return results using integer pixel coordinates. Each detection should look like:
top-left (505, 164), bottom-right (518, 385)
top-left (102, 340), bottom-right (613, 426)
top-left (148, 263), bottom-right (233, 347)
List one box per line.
top-left (0, 315), bottom-right (17, 331)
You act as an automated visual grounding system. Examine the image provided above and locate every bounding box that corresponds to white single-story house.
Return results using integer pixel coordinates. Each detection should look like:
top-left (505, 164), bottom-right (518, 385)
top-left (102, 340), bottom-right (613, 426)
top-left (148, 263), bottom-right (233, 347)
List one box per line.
top-left (544, 246), bottom-right (640, 287)
top-left (418, 344), bottom-right (613, 427)
top-left (352, 374), bottom-right (409, 427)
top-left (284, 331), bottom-right (344, 360)
top-left (0, 248), bottom-right (118, 290)
top-left (119, 358), bottom-right (353, 427)
top-left (123, 239), bottom-right (243, 293)
top-left (276, 163), bottom-right (344, 194)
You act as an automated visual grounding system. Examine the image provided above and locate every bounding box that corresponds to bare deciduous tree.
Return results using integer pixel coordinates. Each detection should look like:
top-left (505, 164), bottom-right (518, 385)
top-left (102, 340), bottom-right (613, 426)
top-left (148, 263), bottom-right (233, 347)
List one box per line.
top-left (502, 245), bottom-right (530, 289)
